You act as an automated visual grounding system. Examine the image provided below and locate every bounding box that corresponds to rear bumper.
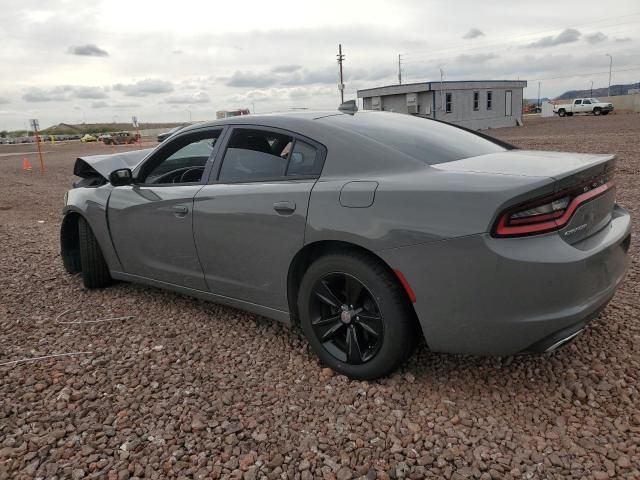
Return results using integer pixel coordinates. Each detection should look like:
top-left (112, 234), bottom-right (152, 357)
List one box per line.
top-left (379, 204), bottom-right (631, 355)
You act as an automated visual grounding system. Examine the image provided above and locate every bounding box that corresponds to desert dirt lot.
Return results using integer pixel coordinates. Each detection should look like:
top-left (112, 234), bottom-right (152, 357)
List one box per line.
top-left (1, 114), bottom-right (639, 480)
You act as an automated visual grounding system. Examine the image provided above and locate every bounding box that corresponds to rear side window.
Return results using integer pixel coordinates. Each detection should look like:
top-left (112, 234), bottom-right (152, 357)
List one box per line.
top-left (286, 140), bottom-right (321, 176)
top-left (219, 129), bottom-right (292, 182)
top-left (323, 112), bottom-right (506, 165)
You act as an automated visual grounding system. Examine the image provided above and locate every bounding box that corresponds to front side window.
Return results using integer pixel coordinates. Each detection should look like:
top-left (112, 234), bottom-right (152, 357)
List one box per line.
top-left (473, 91), bottom-right (479, 111)
top-left (582, 99), bottom-right (591, 104)
top-left (140, 130), bottom-right (221, 184)
top-left (218, 129), bottom-right (293, 182)
top-left (487, 91), bottom-right (493, 110)
top-left (445, 93), bottom-right (453, 113)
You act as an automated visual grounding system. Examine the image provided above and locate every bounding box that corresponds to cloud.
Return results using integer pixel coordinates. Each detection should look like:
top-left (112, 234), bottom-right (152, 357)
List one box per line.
top-left (455, 53), bottom-right (498, 63)
top-left (22, 85), bottom-right (110, 102)
top-left (172, 49), bottom-right (183, 54)
top-left (113, 79), bottom-right (174, 96)
top-left (0, 97), bottom-right (9, 104)
top-left (615, 37), bottom-right (632, 43)
top-left (22, 87), bottom-right (67, 102)
top-left (73, 86), bottom-right (109, 99)
top-left (227, 71), bottom-right (277, 88)
top-left (585, 32), bottom-right (607, 44)
top-left (164, 92), bottom-right (210, 104)
top-left (113, 102), bottom-right (141, 109)
top-left (463, 28), bottom-right (485, 39)
top-left (227, 86), bottom-right (335, 105)
top-left (271, 64), bottom-right (303, 73)
top-left (91, 101), bottom-right (109, 108)
top-left (526, 28), bottom-right (581, 48)
top-left (68, 44), bottom-right (109, 57)
top-left (226, 66), bottom-right (339, 89)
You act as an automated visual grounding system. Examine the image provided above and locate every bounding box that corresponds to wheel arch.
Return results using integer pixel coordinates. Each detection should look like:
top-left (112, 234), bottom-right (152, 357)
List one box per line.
top-left (287, 240), bottom-right (416, 325)
top-left (60, 210), bottom-right (82, 273)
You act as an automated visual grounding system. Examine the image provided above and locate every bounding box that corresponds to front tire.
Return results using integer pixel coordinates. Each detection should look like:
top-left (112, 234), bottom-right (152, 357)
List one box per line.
top-left (298, 251), bottom-right (419, 380)
top-left (78, 217), bottom-right (111, 289)
top-left (593, 107), bottom-right (602, 116)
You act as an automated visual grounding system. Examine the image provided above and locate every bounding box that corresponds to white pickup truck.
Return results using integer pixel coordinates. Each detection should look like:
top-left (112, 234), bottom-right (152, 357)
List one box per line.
top-left (553, 98), bottom-right (614, 117)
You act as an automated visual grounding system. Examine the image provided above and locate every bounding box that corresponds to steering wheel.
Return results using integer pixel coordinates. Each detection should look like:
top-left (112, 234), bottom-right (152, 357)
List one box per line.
top-left (179, 167), bottom-right (205, 183)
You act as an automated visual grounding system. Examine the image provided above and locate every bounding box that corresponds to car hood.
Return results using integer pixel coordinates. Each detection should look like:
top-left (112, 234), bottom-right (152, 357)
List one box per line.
top-left (73, 148), bottom-right (152, 179)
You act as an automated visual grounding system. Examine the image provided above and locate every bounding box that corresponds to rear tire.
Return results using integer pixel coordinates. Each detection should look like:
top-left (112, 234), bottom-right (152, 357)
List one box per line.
top-left (558, 109), bottom-right (566, 117)
top-left (78, 217), bottom-right (111, 289)
top-left (593, 107), bottom-right (602, 116)
top-left (298, 251), bottom-right (419, 380)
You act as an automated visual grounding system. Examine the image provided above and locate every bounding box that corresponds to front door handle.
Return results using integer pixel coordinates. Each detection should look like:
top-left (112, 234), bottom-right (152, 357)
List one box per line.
top-left (172, 205), bottom-right (189, 217)
top-left (273, 201), bottom-right (296, 215)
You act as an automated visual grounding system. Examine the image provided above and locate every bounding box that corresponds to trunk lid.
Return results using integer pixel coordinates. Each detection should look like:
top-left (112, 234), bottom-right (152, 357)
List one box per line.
top-left (436, 150), bottom-right (617, 244)
top-left (436, 150), bottom-right (615, 182)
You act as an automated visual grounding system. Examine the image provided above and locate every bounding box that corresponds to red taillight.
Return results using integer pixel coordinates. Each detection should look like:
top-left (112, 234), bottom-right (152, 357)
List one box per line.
top-left (494, 180), bottom-right (614, 237)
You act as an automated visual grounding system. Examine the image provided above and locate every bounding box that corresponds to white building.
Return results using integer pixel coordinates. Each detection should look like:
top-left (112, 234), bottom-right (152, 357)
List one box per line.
top-left (357, 80), bottom-right (527, 130)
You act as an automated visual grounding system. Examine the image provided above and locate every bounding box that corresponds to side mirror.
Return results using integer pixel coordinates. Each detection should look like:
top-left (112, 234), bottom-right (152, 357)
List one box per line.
top-left (109, 168), bottom-right (133, 186)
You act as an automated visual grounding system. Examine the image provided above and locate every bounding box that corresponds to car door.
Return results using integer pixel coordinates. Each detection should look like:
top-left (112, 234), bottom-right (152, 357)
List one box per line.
top-left (582, 99), bottom-right (592, 112)
top-left (573, 99), bottom-right (582, 113)
top-left (193, 126), bottom-right (326, 310)
top-left (108, 127), bottom-right (224, 290)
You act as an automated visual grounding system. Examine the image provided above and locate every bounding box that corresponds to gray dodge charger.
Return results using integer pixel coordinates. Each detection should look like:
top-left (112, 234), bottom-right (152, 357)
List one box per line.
top-left (61, 110), bottom-right (631, 379)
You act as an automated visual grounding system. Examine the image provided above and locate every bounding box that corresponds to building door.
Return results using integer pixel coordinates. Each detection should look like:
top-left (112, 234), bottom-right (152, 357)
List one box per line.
top-left (505, 90), bottom-right (513, 116)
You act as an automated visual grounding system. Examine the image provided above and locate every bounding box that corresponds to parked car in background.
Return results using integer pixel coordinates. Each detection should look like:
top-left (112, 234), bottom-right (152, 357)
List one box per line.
top-left (61, 110), bottom-right (631, 379)
top-left (103, 132), bottom-right (139, 145)
top-left (554, 98), bottom-right (614, 117)
top-left (81, 134), bottom-right (97, 142)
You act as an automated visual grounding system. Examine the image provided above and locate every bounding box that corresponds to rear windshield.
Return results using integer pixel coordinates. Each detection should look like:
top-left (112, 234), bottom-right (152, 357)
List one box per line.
top-left (323, 112), bottom-right (506, 165)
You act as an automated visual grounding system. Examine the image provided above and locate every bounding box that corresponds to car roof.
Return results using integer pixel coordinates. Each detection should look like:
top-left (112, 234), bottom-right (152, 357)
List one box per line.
top-left (180, 110), bottom-right (347, 133)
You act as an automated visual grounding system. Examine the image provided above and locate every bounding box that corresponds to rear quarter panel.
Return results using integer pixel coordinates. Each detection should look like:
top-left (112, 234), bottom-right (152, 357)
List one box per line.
top-left (305, 167), bottom-right (554, 252)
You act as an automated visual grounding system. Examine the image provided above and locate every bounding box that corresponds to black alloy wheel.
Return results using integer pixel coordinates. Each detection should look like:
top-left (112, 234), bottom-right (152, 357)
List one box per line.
top-left (298, 250), bottom-right (419, 380)
top-left (309, 272), bottom-right (384, 364)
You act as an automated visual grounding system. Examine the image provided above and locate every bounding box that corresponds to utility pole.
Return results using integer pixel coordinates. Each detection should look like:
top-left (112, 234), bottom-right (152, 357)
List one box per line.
top-left (537, 81), bottom-right (541, 108)
top-left (398, 54), bottom-right (403, 85)
top-left (606, 53), bottom-right (613, 97)
top-left (590, 80), bottom-right (593, 97)
top-left (439, 68), bottom-right (445, 110)
top-left (337, 44), bottom-right (345, 104)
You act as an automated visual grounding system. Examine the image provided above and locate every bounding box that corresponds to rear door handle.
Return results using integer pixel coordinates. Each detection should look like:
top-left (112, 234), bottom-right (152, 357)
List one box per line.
top-left (273, 201), bottom-right (296, 214)
top-left (172, 205), bottom-right (189, 217)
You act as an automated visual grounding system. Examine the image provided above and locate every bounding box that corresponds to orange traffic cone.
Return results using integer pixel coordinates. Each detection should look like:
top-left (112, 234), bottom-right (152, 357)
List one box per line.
top-left (23, 158), bottom-right (32, 172)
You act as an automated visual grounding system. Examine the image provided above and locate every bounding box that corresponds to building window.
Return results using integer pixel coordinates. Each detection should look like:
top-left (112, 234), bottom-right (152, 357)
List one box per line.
top-left (487, 91), bottom-right (493, 110)
top-left (473, 91), bottom-right (479, 111)
top-left (445, 93), bottom-right (452, 113)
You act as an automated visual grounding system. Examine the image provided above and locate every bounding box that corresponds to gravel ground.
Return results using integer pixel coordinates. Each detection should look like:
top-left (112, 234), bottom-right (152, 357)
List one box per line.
top-left (1, 115), bottom-right (639, 479)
